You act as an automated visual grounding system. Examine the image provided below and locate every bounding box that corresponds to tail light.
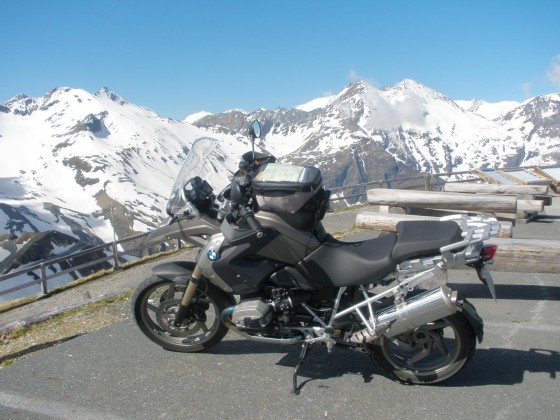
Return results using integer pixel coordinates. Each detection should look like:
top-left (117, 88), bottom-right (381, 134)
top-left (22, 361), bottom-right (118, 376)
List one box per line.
top-left (481, 245), bottom-right (498, 260)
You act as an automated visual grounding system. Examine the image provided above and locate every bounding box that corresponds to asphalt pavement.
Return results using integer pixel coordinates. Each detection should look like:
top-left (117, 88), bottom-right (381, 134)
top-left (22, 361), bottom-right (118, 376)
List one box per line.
top-left (0, 199), bottom-right (559, 419)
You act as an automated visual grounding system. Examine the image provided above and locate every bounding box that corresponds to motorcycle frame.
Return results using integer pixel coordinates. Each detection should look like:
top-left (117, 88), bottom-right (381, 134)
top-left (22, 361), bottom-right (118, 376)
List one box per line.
top-left (291, 257), bottom-right (449, 348)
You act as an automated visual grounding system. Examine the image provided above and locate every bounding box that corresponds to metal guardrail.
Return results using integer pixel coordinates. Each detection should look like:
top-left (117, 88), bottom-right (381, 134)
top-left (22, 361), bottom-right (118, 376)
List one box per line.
top-left (0, 231), bottom-right (162, 300)
top-left (1, 163), bottom-right (556, 302)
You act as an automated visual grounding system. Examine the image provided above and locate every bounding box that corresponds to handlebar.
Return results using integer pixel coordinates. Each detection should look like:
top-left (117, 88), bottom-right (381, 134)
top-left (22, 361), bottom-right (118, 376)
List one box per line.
top-left (239, 207), bottom-right (262, 232)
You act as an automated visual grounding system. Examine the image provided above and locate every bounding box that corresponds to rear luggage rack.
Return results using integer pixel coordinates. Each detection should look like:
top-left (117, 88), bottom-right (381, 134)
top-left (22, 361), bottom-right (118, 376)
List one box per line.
top-left (438, 214), bottom-right (501, 266)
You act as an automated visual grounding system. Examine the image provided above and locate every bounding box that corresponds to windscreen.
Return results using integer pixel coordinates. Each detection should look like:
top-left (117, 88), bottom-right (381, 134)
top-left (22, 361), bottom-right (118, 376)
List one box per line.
top-left (166, 137), bottom-right (231, 216)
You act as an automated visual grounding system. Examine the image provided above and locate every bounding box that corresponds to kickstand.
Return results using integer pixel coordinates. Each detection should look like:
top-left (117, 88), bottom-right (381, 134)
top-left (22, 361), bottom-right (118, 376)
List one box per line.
top-left (292, 342), bottom-right (313, 395)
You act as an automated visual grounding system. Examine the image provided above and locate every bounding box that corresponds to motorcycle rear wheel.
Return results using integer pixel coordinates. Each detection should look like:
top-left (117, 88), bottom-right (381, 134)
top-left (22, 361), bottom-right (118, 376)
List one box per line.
top-left (372, 312), bottom-right (476, 384)
top-left (132, 275), bottom-right (230, 352)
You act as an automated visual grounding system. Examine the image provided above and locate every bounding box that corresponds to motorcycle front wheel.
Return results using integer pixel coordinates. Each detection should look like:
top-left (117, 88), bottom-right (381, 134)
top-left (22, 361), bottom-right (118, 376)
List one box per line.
top-left (372, 312), bottom-right (476, 384)
top-left (132, 275), bottom-right (230, 352)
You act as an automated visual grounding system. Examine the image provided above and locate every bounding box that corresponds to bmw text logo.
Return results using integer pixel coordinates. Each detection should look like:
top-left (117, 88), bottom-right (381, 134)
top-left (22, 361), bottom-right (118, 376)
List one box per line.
top-left (207, 249), bottom-right (220, 261)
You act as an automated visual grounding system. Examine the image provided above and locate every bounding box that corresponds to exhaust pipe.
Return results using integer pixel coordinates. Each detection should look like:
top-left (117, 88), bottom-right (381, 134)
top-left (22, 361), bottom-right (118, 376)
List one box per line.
top-left (350, 286), bottom-right (457, 343)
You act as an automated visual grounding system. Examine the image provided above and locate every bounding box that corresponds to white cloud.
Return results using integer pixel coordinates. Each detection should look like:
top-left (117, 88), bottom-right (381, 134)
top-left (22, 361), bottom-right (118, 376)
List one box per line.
top-left (546, 54), bottom-right (560, 90)
top-left (522, 82), bottom-right (532, 98)
top-left (348, 68), bottom-right (361, 82)
top-left (347, 68), bottom-right (379, 88)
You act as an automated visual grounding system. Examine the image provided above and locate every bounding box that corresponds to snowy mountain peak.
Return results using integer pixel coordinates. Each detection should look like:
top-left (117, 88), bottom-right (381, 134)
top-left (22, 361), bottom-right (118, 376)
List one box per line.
top-left (336, 79), bottom-right (374, 99)
top-left (295, 95), bottom-right (335, 112)
top-left (184, 111), bottom-right (213, 124)
top-left (503, 93), bottom-right (560, 123)
top-left (95, 87), bottom-right (126, 104)
top-left (3, 93), bottom-right (39, 116)
top-left (386, 79), bottom-right (454, 106)
top-left (395, 78), bottom-right (425, 90)
top-left (5, 93), bottom-right (29, 105)
top-left (455, 98), bottom-right (521, 120)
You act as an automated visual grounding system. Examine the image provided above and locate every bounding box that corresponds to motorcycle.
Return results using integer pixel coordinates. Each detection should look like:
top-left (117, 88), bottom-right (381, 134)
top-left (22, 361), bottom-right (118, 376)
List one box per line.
top-left (132, 120), bottom-right (500, 394)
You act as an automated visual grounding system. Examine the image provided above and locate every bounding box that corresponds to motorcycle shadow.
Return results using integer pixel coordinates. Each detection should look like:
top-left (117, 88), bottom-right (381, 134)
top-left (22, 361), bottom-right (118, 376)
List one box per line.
top-left (208, 340), bottom-right (560, 389)
top-left (443, 347), bottom-right (560, 387)
top-left (448, 282), bottom-right (560, 301)
top-left (210, 338), bottom-right (386, 385)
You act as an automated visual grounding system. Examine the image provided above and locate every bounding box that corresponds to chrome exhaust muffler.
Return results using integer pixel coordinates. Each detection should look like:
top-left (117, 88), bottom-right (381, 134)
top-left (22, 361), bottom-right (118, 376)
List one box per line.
top-left (350, 286), bottom-right (457, 343)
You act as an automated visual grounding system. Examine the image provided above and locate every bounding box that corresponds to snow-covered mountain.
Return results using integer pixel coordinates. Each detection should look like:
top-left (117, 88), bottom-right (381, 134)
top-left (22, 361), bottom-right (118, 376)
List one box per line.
top-left (192, 79), bottom-right (559, 188)
top-left (455, 99), bottom-right (521, 120)
top-left (1, 80), bottom-right (559, 290)
top-left (0, 87), bottom-right (243, 242)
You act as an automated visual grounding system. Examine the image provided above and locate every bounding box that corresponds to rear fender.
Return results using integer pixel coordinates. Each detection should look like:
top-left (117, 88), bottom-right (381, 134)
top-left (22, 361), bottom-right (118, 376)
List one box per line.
top-left (456, 298), bottom-right (484, 343)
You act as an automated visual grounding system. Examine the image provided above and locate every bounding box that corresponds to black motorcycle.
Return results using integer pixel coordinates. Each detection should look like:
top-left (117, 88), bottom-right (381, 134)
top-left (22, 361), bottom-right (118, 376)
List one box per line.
top-left (132, 120), bottom-right (500, 393)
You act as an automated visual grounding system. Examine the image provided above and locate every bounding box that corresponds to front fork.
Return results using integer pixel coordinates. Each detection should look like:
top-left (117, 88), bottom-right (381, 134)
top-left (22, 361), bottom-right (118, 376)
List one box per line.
top-left (173, 264), bottom-right (203, 326)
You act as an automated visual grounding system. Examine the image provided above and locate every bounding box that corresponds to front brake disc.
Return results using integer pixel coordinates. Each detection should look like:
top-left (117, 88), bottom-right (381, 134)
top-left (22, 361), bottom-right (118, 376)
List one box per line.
top-left (155, 299), bottom-right (202, 336)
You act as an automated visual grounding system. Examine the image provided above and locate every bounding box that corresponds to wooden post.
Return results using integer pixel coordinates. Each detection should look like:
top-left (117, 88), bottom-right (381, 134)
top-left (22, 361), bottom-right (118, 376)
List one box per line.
top-left (488, 238), bottom-right (560, 274)
top-left (443, 183), bottom-right (549, 195)
top-left (532, 167), bottom-right (559, 192)
top-left (367, 189), bottom-right (518, 213)
top-left (516, 200), bottom-right (544, 212)
top-left (356, 212), bottom-right (513, 238)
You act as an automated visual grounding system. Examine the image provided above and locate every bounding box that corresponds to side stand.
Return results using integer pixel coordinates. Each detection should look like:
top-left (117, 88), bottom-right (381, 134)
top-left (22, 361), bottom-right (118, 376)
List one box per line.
top-left (292, 342), bottom-right (313, 395)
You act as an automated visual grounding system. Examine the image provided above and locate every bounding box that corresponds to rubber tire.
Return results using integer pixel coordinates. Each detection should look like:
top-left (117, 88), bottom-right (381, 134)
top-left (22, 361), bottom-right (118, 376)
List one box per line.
top-left (132, 275), bottom-right (231, 352)
top-left (372, 311), bottom-right (477, 384)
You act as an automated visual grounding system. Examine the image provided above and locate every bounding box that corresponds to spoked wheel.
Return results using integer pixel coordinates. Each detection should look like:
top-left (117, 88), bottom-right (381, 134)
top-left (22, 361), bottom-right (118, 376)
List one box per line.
top-left (372, 312), bottom-right (476, 384)
top-left (132, 275), bottom-right (231, 352)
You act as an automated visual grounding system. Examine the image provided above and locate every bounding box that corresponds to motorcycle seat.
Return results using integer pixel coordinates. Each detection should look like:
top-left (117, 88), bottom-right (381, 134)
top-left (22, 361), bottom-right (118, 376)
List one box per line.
top-left (392, 220), bottom-right (464, 262)
top-left (296, 233), bottom-right (398, 288)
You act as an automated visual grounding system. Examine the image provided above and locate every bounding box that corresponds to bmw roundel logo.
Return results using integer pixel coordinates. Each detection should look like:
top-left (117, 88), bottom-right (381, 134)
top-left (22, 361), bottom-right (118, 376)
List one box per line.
top-left (207, 249), bottom-right (220, 261)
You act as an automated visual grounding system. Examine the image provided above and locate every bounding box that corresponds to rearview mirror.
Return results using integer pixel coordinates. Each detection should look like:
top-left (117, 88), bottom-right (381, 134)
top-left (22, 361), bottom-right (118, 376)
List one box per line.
top-left (249, 120), bottom-right (262, 140)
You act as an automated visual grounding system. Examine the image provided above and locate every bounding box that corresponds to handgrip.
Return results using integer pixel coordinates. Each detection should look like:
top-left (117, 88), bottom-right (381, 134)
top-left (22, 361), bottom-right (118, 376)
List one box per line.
top-left (240, 207), bottom-right (262, 232)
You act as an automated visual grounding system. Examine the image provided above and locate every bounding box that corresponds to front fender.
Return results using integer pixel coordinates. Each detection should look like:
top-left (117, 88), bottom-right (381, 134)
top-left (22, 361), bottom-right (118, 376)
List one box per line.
top-left (152, 261), bottom-right (236, 306)
top-left (457, 297), bottom-right (484, 343)
top-left (152, 261), bottom-right (196, 285)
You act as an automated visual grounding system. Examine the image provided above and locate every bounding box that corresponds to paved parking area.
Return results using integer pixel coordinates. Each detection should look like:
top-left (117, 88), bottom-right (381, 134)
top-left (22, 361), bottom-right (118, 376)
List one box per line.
top-left (0, 268), bottom-right (558, 420)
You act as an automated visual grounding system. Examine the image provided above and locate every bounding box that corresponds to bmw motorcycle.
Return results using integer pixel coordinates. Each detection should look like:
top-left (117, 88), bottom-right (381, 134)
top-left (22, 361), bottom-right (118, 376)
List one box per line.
top-left (132, 120), bottom-right (500, 394)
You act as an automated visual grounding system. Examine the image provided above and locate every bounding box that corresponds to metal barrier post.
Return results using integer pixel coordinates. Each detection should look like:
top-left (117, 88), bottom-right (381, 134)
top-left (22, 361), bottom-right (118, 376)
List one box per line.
top-left (424, 173), bottom-right (431, 191)
top-left (112, 242), bottom-right (120, 270)
top-left (40, 264), bottom-right (48, 296)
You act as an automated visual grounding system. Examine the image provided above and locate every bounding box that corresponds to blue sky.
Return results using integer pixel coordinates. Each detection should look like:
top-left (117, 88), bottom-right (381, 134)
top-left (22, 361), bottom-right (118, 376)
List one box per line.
top-left (1, 0), bottom-right (559, 120)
